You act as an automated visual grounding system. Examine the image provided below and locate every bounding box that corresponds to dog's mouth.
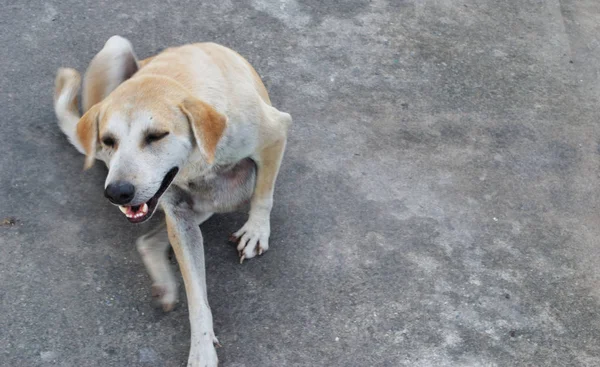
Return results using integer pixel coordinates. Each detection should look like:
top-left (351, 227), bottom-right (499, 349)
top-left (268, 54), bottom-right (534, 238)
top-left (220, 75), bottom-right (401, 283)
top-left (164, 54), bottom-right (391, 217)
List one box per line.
top-left (118, 167), bottom-right (179, 224)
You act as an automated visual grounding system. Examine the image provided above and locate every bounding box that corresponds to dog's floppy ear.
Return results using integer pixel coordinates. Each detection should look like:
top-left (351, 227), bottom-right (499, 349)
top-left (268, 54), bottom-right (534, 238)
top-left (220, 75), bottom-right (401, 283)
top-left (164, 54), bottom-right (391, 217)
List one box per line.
top-left (76, 103), bottom-right (101, 170)
top-left (179, 98), bottom-right (227, 164)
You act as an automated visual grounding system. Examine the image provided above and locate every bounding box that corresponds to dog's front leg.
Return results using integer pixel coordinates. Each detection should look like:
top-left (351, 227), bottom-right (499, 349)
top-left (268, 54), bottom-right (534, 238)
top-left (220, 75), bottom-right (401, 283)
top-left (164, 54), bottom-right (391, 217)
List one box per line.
top-left (162, 194), bottom-right (218, 367)
top-left (137, 212), bottom-right (214, 312)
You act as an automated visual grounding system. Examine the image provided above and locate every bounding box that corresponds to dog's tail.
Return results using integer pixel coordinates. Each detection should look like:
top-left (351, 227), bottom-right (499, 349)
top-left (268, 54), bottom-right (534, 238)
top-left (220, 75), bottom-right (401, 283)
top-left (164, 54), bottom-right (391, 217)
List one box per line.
top-left (54, 68), bottom-right (86, 155)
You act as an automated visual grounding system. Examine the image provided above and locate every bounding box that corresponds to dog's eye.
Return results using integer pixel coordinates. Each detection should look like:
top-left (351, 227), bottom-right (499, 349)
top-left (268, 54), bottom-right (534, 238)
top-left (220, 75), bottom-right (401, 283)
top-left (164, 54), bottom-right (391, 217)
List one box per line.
top-left (101, 136), bottom-right (115, 147)
top-left (145, 132), bottom-right (169, 145)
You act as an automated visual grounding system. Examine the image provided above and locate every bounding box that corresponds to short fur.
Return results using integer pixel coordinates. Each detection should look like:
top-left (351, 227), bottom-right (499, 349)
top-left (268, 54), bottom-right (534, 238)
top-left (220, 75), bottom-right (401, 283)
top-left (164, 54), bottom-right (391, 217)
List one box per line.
top-left (54, 36), bottom-right (291, 366)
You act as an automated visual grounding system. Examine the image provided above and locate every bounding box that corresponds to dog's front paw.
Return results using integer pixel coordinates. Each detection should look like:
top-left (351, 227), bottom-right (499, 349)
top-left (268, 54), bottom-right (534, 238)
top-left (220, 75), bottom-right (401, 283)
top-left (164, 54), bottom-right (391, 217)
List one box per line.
top-left (231, 215), bottom-right (270, 263)
top-left (187, 340), bottom-right (219, 367)
top-left (151, 282), bottom-right (177, 312)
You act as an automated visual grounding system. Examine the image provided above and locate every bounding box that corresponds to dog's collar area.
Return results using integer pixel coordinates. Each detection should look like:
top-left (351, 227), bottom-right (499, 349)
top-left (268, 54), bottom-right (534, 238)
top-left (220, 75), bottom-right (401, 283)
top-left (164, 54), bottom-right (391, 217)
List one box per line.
top-left (118, 167), bottom-right (179, 224)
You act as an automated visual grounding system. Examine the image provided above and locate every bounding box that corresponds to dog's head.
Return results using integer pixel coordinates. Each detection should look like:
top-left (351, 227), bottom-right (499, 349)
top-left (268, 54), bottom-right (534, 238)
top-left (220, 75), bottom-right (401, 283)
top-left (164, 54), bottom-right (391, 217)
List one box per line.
top-left (77, 76), bottom-right (226, 223)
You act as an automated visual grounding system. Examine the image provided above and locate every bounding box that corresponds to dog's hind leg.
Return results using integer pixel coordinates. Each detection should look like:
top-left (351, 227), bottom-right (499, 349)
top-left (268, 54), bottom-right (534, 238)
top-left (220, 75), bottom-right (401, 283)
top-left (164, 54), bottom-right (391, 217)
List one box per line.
top-left (53, 36), bottom-right (138, 157)
top-left (136, 222), bottom-right (178, 312)
top-left (82, 35), bottom-right (139, 112)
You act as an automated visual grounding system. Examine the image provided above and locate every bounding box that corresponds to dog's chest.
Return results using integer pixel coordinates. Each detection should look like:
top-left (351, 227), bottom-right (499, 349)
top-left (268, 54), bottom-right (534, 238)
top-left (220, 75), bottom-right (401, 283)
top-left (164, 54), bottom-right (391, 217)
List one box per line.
top-left (180, 158), bottom-right (256, 214)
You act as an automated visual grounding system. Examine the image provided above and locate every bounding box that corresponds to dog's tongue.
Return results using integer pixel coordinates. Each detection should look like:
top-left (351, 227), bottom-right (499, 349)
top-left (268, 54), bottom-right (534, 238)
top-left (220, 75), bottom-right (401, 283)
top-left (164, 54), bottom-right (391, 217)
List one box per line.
top-left (119, 203), bottom-right (149, 219)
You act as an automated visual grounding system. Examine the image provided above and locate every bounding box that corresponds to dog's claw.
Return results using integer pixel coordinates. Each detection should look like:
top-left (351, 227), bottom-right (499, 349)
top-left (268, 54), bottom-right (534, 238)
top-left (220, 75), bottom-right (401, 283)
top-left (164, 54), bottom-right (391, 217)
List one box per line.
top-left (233, 216), bottom-right (270, 262)
top-left (229, 234), bottom-right (238, 243)
top-left (240, 255), bottom-right (245, 264)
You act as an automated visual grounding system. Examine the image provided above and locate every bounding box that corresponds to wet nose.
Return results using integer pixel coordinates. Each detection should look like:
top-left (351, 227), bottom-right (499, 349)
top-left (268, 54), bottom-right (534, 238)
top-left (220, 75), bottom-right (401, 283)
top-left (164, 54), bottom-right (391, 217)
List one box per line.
top-left (104, 181), bottom-right (135, 205)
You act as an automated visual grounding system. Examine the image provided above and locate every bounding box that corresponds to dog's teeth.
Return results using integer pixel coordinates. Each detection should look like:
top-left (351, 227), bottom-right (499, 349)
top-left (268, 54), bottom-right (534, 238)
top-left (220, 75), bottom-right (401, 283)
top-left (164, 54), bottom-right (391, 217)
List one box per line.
top-left (141, 203), bottom-right (148, 214)
top-left (119, 206), bottom-right (128, 215)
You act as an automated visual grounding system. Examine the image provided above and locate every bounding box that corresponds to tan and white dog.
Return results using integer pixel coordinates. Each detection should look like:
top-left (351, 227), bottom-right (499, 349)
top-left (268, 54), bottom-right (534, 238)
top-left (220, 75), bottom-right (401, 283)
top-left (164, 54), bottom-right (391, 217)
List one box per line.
top-left (53, 36), bottom-right (291, 366)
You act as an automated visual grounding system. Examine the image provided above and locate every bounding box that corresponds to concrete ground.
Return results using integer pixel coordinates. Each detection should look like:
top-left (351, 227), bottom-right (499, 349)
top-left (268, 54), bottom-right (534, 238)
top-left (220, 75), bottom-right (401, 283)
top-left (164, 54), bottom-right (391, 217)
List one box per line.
top-left (1, 0), bottom-right (600, 366)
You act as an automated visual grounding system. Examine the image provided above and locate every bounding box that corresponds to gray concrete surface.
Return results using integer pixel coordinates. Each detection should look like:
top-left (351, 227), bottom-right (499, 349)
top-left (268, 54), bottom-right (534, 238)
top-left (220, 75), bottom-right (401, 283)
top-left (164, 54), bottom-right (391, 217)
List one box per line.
top-left (1, 0), bottom-right (600, 366)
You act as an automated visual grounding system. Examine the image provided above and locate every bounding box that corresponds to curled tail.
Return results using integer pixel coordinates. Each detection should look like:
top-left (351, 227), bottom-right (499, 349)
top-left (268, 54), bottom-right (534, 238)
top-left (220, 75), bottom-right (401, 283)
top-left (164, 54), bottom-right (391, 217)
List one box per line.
top-left (54, 68), bottom-right (85, 154)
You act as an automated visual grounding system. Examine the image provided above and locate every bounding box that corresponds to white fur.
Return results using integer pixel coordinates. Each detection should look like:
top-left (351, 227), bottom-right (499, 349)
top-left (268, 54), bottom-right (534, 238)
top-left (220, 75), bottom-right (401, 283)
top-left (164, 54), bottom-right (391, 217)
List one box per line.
top-left (54, 36), bottom-right (291, 367)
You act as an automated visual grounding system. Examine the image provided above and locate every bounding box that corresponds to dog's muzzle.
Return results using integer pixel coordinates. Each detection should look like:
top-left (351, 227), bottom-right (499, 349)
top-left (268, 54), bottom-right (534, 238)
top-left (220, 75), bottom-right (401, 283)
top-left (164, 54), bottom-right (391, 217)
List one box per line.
top-left (114, 167), bottom-right (179, 223)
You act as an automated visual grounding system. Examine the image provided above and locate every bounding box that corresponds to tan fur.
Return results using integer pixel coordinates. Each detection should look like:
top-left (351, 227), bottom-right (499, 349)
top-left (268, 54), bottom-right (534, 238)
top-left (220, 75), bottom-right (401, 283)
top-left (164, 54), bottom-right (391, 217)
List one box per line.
top-left (238, 53), bottom-right (272, 105)
top-left (138, 56), bottom-right (155, 68)
top-left (53, 36), bottom-right (292, 367)
top-left (76, 104), bottom-right (101, 169)
top-left (83, 70), bottom-right (107, 113)
top-left (81, 36), bottom-right (139, 112)
top-left (251, 138), bottom-right (286, 206)
top-left (179, 98), bottom-right (227, 163)
top-left (54, 70), bottom-right (80, 109)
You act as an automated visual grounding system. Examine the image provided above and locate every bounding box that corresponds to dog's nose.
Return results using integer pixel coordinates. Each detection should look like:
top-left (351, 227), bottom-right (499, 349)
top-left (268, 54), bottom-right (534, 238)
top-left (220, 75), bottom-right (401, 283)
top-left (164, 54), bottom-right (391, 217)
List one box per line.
top-left (104, 181), bottom-right (135, 205)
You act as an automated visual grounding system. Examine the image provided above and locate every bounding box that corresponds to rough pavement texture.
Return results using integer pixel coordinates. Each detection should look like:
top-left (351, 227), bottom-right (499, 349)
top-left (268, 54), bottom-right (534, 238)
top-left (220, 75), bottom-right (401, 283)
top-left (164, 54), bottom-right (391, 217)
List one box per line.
top-left (1, 1), bottom-right (600, 366)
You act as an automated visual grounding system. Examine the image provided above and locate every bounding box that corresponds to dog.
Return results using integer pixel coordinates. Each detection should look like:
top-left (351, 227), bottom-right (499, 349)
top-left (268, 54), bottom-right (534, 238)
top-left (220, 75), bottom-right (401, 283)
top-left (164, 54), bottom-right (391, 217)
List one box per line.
top-left (53, 36), bottom-right (291, 366)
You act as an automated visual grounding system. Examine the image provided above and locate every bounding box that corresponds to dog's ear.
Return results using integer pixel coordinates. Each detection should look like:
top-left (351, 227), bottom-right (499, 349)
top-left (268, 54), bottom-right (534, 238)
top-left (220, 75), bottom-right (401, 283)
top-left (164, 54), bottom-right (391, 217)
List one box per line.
top-left (82, 36), bottom-right (139, 112)
top-left (179, 98), bottom-right (227, 164)
top-left (76, 103), bottom-right (101, 170)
